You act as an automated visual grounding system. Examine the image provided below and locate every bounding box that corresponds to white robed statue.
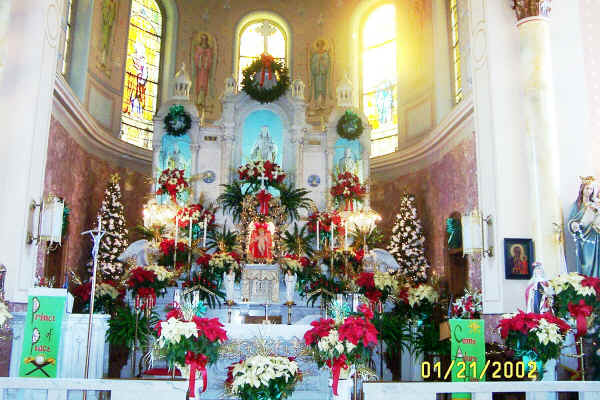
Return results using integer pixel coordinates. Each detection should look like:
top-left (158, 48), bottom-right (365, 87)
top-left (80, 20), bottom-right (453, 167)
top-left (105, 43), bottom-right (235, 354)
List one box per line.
top-left (250, 126), bottom-right (278, 163)
top-left (525, 262), bottom-right (553, 314)
top-left (223, 268), bottom-right (236, 303)
top-left (337, 147), bottom-right (357, 175)
top-left (284, 270), bottom-right (297, 304)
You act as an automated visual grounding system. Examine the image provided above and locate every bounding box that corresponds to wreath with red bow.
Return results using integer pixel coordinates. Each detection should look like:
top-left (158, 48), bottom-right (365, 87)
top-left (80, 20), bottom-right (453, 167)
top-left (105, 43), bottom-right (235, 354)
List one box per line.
top-left (241, 53), bottom-right (290, 104)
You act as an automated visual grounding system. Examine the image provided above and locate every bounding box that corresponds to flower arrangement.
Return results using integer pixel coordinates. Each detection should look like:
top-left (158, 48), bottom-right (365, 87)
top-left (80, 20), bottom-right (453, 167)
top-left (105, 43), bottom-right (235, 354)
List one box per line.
top-left (0, 301), bottom-right (11, 327)
top-left (355, 271), bottom-right (398, 304)
top-left (407, 284), bottom-right (440, 309)
top-left (156, 168), bottom-right (190, 203)
top-left (71, 279), bottom-right (125, 314)
top-left (451, 289), bottom-right (483, 319)
top-left (176, 204), bottom-right (215, 228)
top-left (304, 305), bottom-right (378, 395)
top-left (225, 355), bottom-right (302, 400)
top-left (306, 211), bottom-right (343, 245)
top-left (305, 275), bottom-right (346, 307)
top-left (157, 238), bottom-right (189, 269)
top-left (498, 311), bottom-right (570, 373)
top-left (237, 160), bottom-right (286, 187)
top-left (549, 272), bottom-right (600, 337)
top-left (279, 255), bottom-right (303, 274)
top-left (208, 252), bottom-right (242, 281)
top-left (155, 303), bottom-right (227, 398)
top-left (125, 265), bottom-right (172, 309)
top-left (330, 172), bottom-right (366, 211)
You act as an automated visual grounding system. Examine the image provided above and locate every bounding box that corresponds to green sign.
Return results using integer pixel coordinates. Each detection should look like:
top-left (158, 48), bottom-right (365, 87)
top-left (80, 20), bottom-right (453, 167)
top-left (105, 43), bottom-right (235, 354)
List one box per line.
top-left (449, 319), bottom-right (486, 400)
top-left (19, 291), bottom-right (66, 378)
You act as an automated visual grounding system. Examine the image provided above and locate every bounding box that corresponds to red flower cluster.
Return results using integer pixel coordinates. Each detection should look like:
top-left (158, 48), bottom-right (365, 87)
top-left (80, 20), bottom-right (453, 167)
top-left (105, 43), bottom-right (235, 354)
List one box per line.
top-left (308, 277), bottom-right (343, 294)
top-left (284, 254), bottom-right (310, 268)
top-left (338, 315), bottom-right (378, 347)
top-left (307, 211), bottom-right (343, 233)
top-left (196, 254), bottom-right (212, 266)
top-left (330, 172), bottom-right (366, 200)
top-left (72, 281), bottom-right (92, 302)
top-left (225, 360), bottom-right (243, 386)
top-left (176, 204), bottom-right (215, 228)
top-left (126, 267), bottom-right (157, 287)
top-left (159, 239), bottom-right (189, 256)
top-left (355, 272), bottom-right (382, 303)
top-left (192, 316), bottom-right (228, 342)
top-left (304, 318), bottom-right (335, 346)
top-left (581, 276), bottom-right (600, 295)
top-left (498, 310), bottom-right (570, 339)
top-left (156, 168), bottom-right (189, 203)
top-left (237, 160), bottom-right (286, 185)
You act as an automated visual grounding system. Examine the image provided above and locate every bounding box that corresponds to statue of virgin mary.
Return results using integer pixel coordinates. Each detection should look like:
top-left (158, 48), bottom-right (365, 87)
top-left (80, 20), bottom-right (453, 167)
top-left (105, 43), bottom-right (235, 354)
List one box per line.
top-left (568, 178), bottom-right (600, 277)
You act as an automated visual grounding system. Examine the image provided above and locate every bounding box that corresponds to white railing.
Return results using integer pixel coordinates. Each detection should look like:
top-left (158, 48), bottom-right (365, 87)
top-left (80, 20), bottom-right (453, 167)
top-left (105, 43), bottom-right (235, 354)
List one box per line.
top-left (363, 381), bottom-right (600, 400)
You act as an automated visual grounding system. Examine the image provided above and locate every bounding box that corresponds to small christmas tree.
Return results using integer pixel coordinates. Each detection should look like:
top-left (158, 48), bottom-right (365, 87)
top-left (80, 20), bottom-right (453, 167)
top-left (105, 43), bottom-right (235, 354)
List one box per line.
top-left (96, 173), bottom-right (129, 280)
top-left (387, 191), bottom-right (430, 284)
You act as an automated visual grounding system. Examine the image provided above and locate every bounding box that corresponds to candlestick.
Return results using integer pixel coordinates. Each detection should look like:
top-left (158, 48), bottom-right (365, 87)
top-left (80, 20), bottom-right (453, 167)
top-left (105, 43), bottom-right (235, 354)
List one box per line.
top-left (174, 215), bottom-right (179, 268)
top-left (331, 223), bottom-right (335, 250)
top-left (203, 216), bottom-right (207, 248)
top-left (188, 220), bottom-right (193, 270)
top-left (316, 219), bottom-right (320, 251)
top-left (344, 221), bottom-right (348, 250)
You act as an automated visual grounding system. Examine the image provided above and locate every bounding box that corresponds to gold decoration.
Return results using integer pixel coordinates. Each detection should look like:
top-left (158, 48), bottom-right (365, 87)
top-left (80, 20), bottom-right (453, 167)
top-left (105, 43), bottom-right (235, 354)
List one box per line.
top-left (580, 176), bottom-right (596, 185)
top-left (110, 173), bottom-right (121, 185)
top-left (237, 194), bottom-right (287, 260)
top-left (512, 0), bottom-right (551, 21)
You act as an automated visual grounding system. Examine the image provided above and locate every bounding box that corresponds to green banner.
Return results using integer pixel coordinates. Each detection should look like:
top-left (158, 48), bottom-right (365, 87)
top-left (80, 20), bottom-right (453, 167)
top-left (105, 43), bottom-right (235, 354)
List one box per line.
top-left (449, 319), bottom-right (486, 400)
top-left (19, 292), bottom-right (66, 378)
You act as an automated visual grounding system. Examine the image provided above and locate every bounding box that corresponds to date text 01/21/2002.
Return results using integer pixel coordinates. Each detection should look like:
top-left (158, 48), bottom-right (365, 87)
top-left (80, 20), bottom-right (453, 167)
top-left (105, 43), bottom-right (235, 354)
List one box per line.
top-left (420, 360), bottom-right (539, 381)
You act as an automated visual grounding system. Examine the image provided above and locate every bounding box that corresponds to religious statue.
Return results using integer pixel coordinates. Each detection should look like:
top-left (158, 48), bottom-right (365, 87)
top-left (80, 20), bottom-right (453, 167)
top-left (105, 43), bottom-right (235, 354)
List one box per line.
top-left (568, 177), bottom-right (600, 277)
top-left (223, 268), bottom-right (236, 303)
top-left (167, 143), bottom-right (187, 171)
top-left (99, 0), bottom-right (117, 70)
top-left (310, 39), bottom-right (331, 107)
top-left (192, 32), bottom-right (214, 108)
top-left (507, 244), bottom-right (529, 275)
top-left (123, 42), bottom-right (148, 117)
top-left (525, 262), bottom-right (553, 314)
top-left (284, 270), bottom-right (297, 304)
top-left (248, 222), bottom-right (273, 261)
top-left (250, 126), bottom-right (278, 162)
top-left (337, 147), bottom-right (357, 175)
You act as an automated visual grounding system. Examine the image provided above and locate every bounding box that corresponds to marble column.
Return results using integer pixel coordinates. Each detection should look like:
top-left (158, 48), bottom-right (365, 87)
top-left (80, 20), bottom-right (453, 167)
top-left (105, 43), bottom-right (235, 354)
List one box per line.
top-left (514, 0), bottom-right (566, 278)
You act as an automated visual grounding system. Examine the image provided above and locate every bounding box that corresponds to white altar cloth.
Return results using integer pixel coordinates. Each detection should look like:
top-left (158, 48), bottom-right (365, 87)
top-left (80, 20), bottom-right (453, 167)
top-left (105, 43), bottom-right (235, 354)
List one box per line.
top-left (240, 264), bottom-right (280, 303)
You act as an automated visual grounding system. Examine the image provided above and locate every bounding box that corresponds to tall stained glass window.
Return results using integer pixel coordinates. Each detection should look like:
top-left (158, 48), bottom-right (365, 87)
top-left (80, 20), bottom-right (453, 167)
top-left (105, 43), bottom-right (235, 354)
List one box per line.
top-left (238, 20), bottom-right (286, 84)
top-left (362, 4), bottom-right (398, 158)
top-left (450, 0), bottom-right (463, 104)
top-left (120, 0), bottom-right (163, 149)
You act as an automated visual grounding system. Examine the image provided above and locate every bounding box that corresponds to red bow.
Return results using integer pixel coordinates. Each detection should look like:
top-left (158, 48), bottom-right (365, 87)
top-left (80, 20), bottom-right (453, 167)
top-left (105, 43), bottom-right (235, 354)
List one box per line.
top-left (260, 53), bottom-right (274, 87)
top-left (256, 189), bottom-right (272, 215)
top-left (568, 299), bottom-right (593, 338)
top-left (185, 351), bottom-right (208, 398)
top-left (326, 355), bottom-right (348, 396)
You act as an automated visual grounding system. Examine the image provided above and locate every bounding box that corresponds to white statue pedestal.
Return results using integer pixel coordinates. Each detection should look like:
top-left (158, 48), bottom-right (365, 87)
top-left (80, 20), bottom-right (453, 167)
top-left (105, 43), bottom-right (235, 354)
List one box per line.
top-left (241, 264), bottom-right (280, 303)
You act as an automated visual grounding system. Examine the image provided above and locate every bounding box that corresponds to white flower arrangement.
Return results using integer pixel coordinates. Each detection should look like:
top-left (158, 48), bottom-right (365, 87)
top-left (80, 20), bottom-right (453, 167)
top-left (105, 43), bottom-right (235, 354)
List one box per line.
top-left (0, 301), bottom-right (12, 327)
top-left (550, 272), bottom-right (596, 297)
top-left (316, 329), bottom-right (356, 357)
top-left (373, 271), bottom-right (398, 292)
top-left (230, 355), bottom-right (299, 394)
top-left (158, 317), bottom-right (198, 346)
top-left (144, 264), bottom-right (173, 282)
top-left (209, 253), bottom-right (239, 270)
top-left (533, 318), bottom-right (564, 346)
top-left (407, 284), bottom-right (439, 307)
top-left (96, 282), bottom-right (121, 299)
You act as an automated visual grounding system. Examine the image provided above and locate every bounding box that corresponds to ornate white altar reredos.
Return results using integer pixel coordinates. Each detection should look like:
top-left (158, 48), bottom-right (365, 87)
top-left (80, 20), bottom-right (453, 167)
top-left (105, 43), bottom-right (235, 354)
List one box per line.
top-left (152, 64), bottom-right (372, 215)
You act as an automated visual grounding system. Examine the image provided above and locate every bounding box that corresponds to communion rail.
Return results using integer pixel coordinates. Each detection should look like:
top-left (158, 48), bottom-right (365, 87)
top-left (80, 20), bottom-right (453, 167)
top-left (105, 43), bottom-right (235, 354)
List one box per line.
top-left (0, 378), bottom-right (599, 400)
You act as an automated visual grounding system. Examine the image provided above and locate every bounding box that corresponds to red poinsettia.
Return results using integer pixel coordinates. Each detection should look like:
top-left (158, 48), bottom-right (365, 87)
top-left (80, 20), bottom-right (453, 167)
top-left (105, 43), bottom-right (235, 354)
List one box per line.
top-left (176, 204), bottom-right (215, 228)
top-left (156, 168), bottom-right (189, 203)
top-left (355, 272), bottom-right (382, 303)
top-left (498, 310), bottom-right (570, 339)
top-left (330, 172), bottom-right (366, 200)
top-left (159, 239), bottom-right (189, 256)
top-left (304, 318), bottom-right (336, 346)
top-left (237, 160), bottom-right (286, 186)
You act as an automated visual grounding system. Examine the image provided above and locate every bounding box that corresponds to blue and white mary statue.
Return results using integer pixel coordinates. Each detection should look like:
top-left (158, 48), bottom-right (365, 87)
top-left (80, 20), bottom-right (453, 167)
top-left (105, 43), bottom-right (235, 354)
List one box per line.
top-left (568, 177), bottom-right (600, 277)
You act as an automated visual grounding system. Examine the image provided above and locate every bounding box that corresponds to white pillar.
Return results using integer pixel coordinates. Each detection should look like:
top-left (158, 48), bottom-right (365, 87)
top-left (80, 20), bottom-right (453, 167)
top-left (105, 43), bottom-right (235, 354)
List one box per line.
top-left (0, 0), bottom-right (64, 303)
top-left (517, 12), bottom-right (566, 277)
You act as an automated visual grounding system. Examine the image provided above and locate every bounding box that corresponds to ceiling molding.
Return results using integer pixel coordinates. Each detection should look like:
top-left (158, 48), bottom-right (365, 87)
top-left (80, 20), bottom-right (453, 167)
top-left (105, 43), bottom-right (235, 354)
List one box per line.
top-left (370, 96), bottom-right (475, 182)
top-left (52, 74), bottom-right (152, 175)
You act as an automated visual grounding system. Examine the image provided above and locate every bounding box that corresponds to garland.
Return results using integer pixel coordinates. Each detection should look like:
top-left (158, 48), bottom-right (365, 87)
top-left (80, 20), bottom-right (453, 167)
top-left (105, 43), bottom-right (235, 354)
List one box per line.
top-left (241, 54), bottom-right (290, 104)
top-left (164, 105), bottom-right (192, 137)
top-left (336, 110), bottom-right (364, 140)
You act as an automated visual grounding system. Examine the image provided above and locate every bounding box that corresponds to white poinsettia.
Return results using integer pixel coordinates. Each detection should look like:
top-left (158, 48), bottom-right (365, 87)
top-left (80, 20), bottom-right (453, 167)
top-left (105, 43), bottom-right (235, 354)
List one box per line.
top-left (0, 301), bottom-right (12, 327)
top-left (373, 271), bottom-right (398, 292)
top-left (158, 317), bottom-right (198, 346)
top-left (95, 282), bottom-right (121, 299)
top-left (230, 355), bottom-right (299, 394)
top-left (209, 253), bottom-right (239, 270)
top-left (316, 329), bottom-right (356, 358)
top-left (550, 272), bottom-right (596, 297)
top-left (533, 318), bottom-right (564, 346)
top-left (407, 284), bottom-right (439, 307)
top-left (144, 264), bottom-right (173, 282)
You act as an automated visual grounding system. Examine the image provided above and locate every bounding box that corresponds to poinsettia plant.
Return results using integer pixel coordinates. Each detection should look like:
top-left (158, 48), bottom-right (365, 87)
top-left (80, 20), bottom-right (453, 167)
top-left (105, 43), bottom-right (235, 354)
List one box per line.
top-left (307, 211), bottom-right (343, 248)
top-left (156, 168), bottom-right (190, 203)
top-left (549, 272), bottom-right (600, 338)
top-left (156, 238), bottom-right (189, 269)
top-left (225, 355), bottom-right (302, 400)
top-left (237, 160), bottom-right (286, 188)
top-left (125, 265), bottom-right (172, 309)
top-left (155, 302), bottom-right (227, 398)
top-left (330, 172), bottom-right (366, 211)
top-left (72, 279), bottom-right (125, 314)
top-left (206, 252), bottom-right (242, 283)
top-left (305, 274), bottom-right (346, 307)
top-left (406, 283), bottom-right (440, 314)
top-left (355, 271), bottom-right (398, 304)
top-left (451, 289), bottom-right (483, 319)
top-left (304, 304), bottom-right (378, 395)
top-left (498, 310), bottom-right (570, 376)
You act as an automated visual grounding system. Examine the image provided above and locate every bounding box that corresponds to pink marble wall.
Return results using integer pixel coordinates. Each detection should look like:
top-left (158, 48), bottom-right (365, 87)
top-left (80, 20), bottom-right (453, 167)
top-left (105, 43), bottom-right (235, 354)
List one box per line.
top-left (42, 117), bottom-right (150, 282)
top-left (371, 132), bottom-right (481, 291)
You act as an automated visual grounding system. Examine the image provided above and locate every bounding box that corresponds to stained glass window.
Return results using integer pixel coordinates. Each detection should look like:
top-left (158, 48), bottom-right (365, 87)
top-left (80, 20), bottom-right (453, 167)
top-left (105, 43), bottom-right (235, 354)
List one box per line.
top-left (238, 20), bottom-right (286, 84)
top-left (120, 0), bottom-right (163, 150)
top-left (61, 0), bottom-right (75, 76)
top-left (450, 0), bottom-right (463, 104)
top-left (362, 4), bottom-right (398, 158)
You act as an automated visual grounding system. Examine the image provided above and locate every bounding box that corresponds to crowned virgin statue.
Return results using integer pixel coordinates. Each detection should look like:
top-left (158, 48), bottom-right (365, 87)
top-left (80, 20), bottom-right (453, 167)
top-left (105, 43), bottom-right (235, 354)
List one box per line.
top-left (250, 126), bottom-right (278, 163)
top-left (568, 177), bottom-right (600, 277)
top-left (337, 147), bottom-right (357, 175)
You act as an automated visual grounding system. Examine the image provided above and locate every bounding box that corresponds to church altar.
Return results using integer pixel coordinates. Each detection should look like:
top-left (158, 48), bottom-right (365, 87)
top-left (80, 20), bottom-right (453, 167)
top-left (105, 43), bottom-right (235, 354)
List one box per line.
top-left (240, 264), bottom-right (279, 304)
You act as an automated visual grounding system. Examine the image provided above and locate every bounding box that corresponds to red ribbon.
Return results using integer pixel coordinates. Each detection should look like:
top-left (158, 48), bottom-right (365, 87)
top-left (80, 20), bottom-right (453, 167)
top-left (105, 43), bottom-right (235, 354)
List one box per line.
top-left (260, 53), bottom-right (274, 87)
top-left (568, 300), bottom-right (593, 338)
top-left (344, 199), bottom-right (354, 212)
top-left (327, 355), bottom-right (348, 396)
top-left (256, 189), bottom-right (272, 215)
top-left (185, 351), bottom-right (208, 398)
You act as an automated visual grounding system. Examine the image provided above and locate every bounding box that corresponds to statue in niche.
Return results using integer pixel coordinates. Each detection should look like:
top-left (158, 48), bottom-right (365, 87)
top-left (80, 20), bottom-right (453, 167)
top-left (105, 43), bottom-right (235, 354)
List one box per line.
top-left (99, 0), bottom-right (117, 72)
top-left (568, 177), bottom-right (600, 277)
top-left (525, 262), bottom-right (553, 314)
top-left (250, 126), bottom-right (278, 163)
top-left (248, 222), bottom-right (273, 262)
top-left (337, 147), bottom-right (358, 175)
top-left (191, 32), bottom-right (216, 112)
top-left (309, 39), bottom-right (331, 108)
top-left (167, 143), bottom-right (188, 171)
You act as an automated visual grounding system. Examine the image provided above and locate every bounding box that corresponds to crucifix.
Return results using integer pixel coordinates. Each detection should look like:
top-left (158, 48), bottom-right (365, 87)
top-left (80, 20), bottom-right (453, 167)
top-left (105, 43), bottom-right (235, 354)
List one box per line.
top-left (255, 21), bottom-right (277, 54)
top-left (258, 173), bottom-right (268, 190)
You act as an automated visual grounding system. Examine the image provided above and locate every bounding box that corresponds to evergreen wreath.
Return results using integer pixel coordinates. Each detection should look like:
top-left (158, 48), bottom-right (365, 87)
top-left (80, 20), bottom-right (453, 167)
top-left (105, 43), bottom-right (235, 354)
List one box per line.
top-left (336, 110), bottom-right (364, 140)
top-left (241, 55), bottom-right (290, 104)
top-left (163, 104), bottom-right (191, 136)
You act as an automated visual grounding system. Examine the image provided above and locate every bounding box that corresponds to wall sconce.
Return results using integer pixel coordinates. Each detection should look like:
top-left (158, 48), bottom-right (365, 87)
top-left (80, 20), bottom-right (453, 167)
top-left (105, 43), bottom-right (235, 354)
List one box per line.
top-left (461, 209), bottom-right (494, 257)
top-left (27, 194), bottom-right (64, 246)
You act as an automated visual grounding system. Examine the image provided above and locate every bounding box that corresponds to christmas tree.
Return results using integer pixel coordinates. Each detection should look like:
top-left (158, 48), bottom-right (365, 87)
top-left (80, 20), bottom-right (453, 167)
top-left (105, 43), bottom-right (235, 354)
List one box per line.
top-left (387, 191), bottom-right (430, 284)
top-left (96, 173), bottom-right (129, 280)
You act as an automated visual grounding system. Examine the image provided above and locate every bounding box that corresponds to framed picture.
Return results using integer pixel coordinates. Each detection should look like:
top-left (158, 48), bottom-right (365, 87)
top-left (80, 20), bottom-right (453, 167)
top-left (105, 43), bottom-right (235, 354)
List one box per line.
top-left (504, 238), bottom-right (534, 280)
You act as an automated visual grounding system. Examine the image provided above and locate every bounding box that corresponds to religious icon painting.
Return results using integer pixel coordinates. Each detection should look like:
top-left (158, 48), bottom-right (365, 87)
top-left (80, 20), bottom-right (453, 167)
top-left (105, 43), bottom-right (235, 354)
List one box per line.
top-left (190, 31), bottom-right (218, 116)
top-left (307, 174), bottom-right (320, 187)
top-left (504, 238), bottom-right (534, 280)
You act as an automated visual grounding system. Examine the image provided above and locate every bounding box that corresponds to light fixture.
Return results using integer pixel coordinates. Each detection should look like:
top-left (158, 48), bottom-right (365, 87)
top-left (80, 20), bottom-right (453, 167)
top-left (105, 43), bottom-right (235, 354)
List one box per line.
top-left (461, 209), bottom-right (493, 257)
top-left (27, 194), bottom-right (64, 246)
top-left (143, 198), bottom-right (178, 228)
top-left (346, 206), bottom-right (381, 251)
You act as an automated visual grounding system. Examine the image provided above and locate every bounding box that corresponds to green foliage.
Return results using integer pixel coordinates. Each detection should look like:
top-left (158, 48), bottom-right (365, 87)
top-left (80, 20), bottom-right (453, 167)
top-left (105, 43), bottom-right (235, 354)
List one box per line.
top-left (372, 309), bottom-right (412, 354)
top-left (160, 333), bottom-right (221, 369)
top-left (133, 224), bottom-right (166, 241)
top-left (217, 181), bottom-right (249, 223)
top-left (277, 183), bottom-right (312, 222)
top-left (235, 373), bottom-right (301, 400)
top-left (305, 274), bottom-right (346, 307)
top-left (163, 104), bottom-right (192, 137)
top-left (336, 110), bottom-right (364, 140)
top-left (350, 227), bottom-right (384, 250)
top-left (282, 223), bottom-right (314, 258)
top-left (207, 225), bottom-right (240, 253)
top-left (241, 58), bottom-right (290, 104)
top-left (106, 306), bottom-right (158, 349)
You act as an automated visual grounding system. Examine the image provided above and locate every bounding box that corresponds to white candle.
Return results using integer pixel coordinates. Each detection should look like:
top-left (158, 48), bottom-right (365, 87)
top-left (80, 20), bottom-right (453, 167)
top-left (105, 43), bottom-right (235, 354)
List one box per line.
top-left (203, 216), bottom-right (207, 248)
top-left (174, 215), bottom-right (179, 248)
top-left (316, 219), bottom-right (320, 251)
top-left (188, 219), bottom-right (193, 247)
top-left (344, 221), bottom-right (348, 250)
top-left (331, 223), bottom-right (335, 250)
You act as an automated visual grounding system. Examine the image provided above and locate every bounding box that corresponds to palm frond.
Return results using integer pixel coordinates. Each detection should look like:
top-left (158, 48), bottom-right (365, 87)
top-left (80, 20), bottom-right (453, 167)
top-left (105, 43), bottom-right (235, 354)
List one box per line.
top-left (277, 183), bottom-right (312, 222)
top-left (133, 224), bottom-right (166, 241)
top-left (282, 223), bottom-right (314, 258)
top-left (349, 227), bottom-right (384, 250)
top-left (217, 181), bottom-right (248, 223)
top-left (207, 225), bottom-right (241, 253)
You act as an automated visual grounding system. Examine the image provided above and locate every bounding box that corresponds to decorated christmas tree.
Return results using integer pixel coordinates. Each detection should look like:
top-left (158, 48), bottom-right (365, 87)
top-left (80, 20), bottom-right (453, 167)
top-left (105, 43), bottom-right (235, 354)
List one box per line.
top-left (96, 173), bottom-right (129, 280)
top-left (387, 191), bottom-right (430, 284)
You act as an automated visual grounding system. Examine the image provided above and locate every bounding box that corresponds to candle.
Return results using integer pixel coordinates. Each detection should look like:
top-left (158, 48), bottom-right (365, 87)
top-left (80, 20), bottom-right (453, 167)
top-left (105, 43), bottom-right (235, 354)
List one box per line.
top-left (203, 216), bottom-right (207, 248)
top-left (174, 215), bottom-right (179, 267)
top-left (188, 219), bottom-right (193, 245)
top-left (331, 223), bottom-right (335, 250)
top-left (174, 289), bottom-right (181, 307)
top-left (316, 219), bottom-right (320, 251)
top-left (344, 221), bottom-right (348, 250)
